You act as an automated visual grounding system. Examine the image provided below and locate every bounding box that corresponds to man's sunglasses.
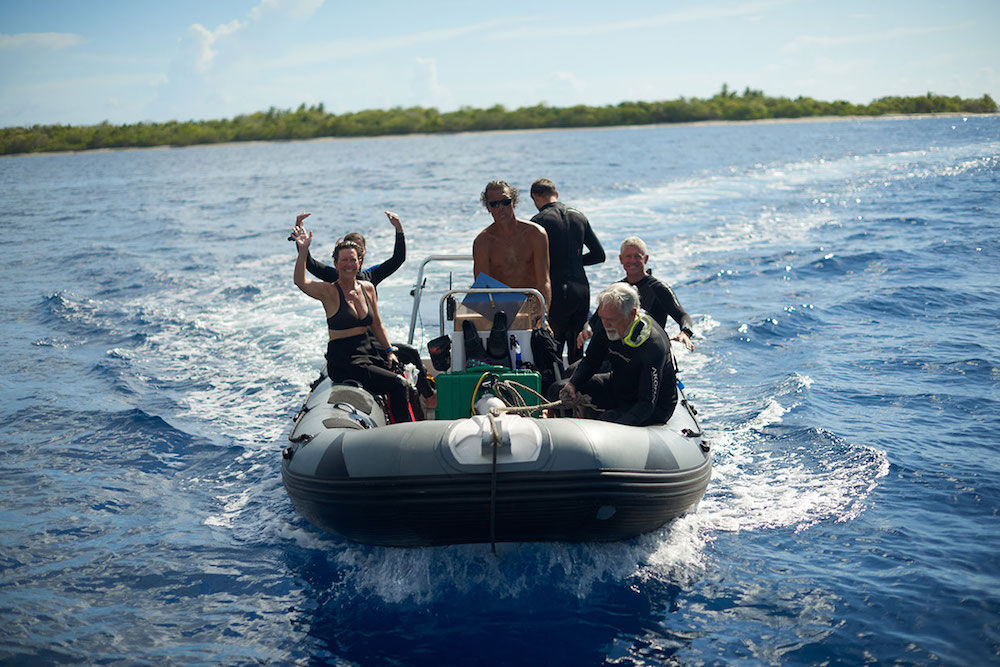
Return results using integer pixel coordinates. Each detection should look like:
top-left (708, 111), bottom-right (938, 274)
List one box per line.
top-left (487, 198), bottom-right (512, 209)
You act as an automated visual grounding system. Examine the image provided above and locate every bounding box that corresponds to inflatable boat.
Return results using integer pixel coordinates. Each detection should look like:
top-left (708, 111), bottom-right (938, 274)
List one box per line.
top-left (281, 256), bottom-right (711, 547)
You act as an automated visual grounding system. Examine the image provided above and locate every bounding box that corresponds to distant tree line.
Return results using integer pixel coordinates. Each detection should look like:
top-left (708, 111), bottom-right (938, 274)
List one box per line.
top-left (2, 87), bottom-right (996, 155)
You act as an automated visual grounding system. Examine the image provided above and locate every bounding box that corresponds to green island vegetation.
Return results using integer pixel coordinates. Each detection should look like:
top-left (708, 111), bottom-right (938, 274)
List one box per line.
top-left (2, 86), bottom-right (995, 155)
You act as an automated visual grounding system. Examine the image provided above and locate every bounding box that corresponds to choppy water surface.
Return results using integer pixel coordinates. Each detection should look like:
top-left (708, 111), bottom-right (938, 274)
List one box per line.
top-left (2, 115), bottom-right (998, 664)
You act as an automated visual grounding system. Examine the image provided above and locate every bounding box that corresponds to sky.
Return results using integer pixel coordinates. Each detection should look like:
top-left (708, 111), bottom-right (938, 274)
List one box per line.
top-left (1, 0), bottom-right (997, 128)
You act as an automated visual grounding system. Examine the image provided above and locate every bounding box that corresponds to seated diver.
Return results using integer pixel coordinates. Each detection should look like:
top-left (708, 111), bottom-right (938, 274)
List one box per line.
top-left (291, 211), bottom-right (433, 402)
top-left (291, 224), bottom-right (413, 423)
top-left (293, 210), bottom-right (405, 289)
top-left (551, 282), bottom-right (677, 426)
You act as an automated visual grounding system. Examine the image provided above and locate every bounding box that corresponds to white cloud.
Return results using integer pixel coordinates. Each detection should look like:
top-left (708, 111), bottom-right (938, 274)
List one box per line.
top-left (412, 57), bottom-right (451, 108)
top-left (146, 19), bottom-right (244, 121)
top-left (551, 71), bottom-right (584, 91)
top-left (0, 32), bottom-right (85, 51)
top-left (148, 10), bottom-right (506, 122)
top-left (146, 0), bottom-right (329, 121)
top-left (271, 19), bottom-right (508, 69)
top-left (780, 24), bottom-right (968, 54)
top-left (2, 72), bottom-right (168, 125)
top-left (249, 0), bottom-right (324, 22)
top-left (531, 71), bottom-right (587, 108)
top-left (167, 0), bottom-right (326, 80)
top-left (414, 57), bottom-right (443, 92)
top-left (187, 20), bottom-right (244, 73)
top-left (493, 0), bottom-right (792, 40)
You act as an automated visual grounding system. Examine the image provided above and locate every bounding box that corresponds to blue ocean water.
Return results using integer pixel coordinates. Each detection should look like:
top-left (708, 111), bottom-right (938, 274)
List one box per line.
top-left (1, 115), bottom-right (998, 664)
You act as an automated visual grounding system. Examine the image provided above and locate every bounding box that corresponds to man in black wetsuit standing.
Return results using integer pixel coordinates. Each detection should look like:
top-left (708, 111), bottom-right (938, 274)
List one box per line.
top-left (557, 282), bottom-right (677, 426)
top-left (530, 178), bottom-right (605, 363)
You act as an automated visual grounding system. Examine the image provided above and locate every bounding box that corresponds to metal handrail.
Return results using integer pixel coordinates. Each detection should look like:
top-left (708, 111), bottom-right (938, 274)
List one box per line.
top-left (407, 255), bottom-right (472, 344)
top-left (405, 254), bottom-right (549, 344)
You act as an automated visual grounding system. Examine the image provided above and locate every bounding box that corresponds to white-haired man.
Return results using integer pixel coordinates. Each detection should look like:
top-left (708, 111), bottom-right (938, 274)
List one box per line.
top-left (577, 235), bottom-right (694, 352)
top-left (557, 282), bottom-right (677, 426)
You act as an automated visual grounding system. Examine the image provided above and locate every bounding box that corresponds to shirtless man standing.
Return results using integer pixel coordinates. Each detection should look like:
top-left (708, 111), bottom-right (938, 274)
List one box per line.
top-left (472, 180), bottom-right (552, 319)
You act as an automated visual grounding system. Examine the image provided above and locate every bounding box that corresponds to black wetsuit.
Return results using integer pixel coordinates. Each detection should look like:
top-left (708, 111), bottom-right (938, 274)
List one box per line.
top-left (581, 273), bottom-right (694, 370)
top-left (531, 201), bottom-right (605, 363)
top-left (325, 283), bottom-right (413, 423)
top-left (305, 231), bottom-right (427, 404)
top-left (587, 273), bottom-right (693, 335)
top-left (305, 230), bottom-right (405, 288)
top-left (623, 274), bottom-right (693, 335)
top-left (565, 315), bottom-right (677, 426)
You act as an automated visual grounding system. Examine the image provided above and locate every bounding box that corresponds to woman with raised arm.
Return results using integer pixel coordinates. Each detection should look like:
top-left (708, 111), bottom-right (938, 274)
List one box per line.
top-left (291, 220), bottom-right (413, 423)
top-left (293, 210), bottom-right (405, 289)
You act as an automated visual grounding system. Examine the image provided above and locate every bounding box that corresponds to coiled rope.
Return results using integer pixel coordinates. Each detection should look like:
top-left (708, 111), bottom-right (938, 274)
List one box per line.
top-left (486, 378), bottom-right (602, 419)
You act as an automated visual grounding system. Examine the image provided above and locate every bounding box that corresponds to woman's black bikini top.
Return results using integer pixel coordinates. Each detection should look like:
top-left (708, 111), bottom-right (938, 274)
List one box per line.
top-left (327, 282), bottom-right (373, 331)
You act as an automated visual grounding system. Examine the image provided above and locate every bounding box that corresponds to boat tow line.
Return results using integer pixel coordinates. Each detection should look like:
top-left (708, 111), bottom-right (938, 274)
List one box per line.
top-left (486, 412), bottom-right (502, 555)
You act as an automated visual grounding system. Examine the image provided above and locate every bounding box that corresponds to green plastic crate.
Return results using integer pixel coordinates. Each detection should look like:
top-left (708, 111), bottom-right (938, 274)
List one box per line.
top-left (434, 364), bottom-right (541, 420)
